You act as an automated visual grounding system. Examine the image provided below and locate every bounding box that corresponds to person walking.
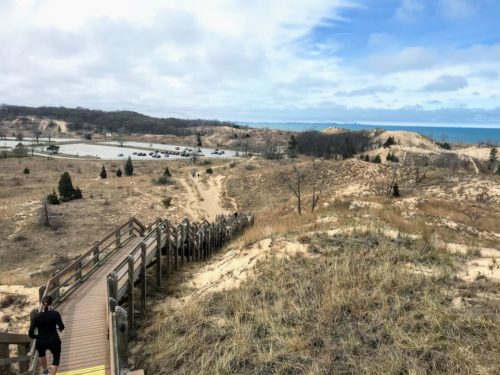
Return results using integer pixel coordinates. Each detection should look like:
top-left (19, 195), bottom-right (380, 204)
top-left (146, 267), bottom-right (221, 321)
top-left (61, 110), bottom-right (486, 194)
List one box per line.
top-left (28, 295), bottom-right (65, 375)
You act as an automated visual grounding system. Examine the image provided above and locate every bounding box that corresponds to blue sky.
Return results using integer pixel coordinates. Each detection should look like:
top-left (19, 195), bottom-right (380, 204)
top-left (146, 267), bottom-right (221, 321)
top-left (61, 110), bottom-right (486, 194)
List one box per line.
top-left (0, 0), bottom-right (499, 125)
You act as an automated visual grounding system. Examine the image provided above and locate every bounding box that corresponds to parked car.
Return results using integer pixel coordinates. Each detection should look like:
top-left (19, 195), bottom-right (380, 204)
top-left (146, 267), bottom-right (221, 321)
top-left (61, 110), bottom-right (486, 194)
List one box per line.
top-left (118, 153), bottom-right (124, 157)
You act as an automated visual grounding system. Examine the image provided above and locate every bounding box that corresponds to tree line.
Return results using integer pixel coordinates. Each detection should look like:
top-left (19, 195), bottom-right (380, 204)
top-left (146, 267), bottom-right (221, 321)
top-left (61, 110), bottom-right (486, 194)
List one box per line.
top-left (0, 105), bottom-right (237, 136)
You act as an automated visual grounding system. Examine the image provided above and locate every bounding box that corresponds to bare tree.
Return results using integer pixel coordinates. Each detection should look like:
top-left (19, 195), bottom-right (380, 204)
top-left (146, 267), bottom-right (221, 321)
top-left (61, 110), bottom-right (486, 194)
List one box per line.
top-left (115, 127), bottom-right (126, 147)
top-left (311, 158), bottom-right (327, 212)
top-left (279, 163), bottom-right (304, 214)
top-left (31, 123), bottom-right (41, 144)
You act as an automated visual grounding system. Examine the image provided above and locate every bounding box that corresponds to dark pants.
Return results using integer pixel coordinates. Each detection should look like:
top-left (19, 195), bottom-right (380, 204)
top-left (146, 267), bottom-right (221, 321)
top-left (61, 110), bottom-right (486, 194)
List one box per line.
top-left (36, 339), bottom-right (61, 366)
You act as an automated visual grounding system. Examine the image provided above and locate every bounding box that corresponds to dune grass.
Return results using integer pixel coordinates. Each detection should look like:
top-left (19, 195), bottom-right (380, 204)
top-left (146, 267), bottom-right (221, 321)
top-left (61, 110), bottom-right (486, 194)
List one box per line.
top-left (140, 232), bottom-right (500, 374)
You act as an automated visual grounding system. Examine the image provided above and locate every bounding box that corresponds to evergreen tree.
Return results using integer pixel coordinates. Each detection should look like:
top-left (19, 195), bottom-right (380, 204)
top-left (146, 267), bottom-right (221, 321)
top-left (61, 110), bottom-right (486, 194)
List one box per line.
top-left (100, 165), bottom-right (107, 179)
top-left (58, 172), bottom-right (75, 201)
top-left (364, 155), bottom-right (370, 162)
top-left (23, 167), bottom-right (30, 174)
top-left (383, 136), bottom-right (396, 148)
top-left (125, 156), bottom-right (134, 176)
top-left (393, 183), bottom-right (400, 197)
top-left (196, 133), bottom-right (202, 147)
top-left (163, 167), bottom-right (171, 177)
top-left (372, 155), bottom-right (382, 163)
top-left (287, 135), bottom-right (298, 158)
top-left (116, 168), bottom-right (122, 177)
top-left (490, 147), bottom-right (497, 163)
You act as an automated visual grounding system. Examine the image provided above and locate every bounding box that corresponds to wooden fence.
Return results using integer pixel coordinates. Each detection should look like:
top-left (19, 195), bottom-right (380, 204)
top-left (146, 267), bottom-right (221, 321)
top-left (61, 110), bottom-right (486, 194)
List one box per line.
top-left (0, 213), bottom-right (253, 374)
top-left (107, 213), bottom-right (254, 374)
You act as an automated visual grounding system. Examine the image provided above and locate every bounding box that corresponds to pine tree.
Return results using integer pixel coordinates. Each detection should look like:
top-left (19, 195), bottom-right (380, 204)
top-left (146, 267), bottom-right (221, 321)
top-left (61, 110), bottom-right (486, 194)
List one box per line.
top-left (364, 155), bottom-right (370, 162)
top-left (287, 135), bottom-right (298, 158)
top-left (58, 172), bottom-right (75, 201)
top-left (23, 167), bottom-right (30, 174)
top-left (163, 167), bottom-right (171, 177)
top-left (383, 136), bottom-right (396, 148)
top-left (116, 168), bottom-right (122, 177)
top-left (100, 165), bottom-right (107, 179)
top-left (392, 183), bottom-right (400, 197)
top-left (125, 156), bottom-right (134, 176)
top-left (490, 147), bottom-right (497, 163)
top-left (372, 155), bottom-right (382, 163)
top-left (196, 133), bottom-right (202, 147)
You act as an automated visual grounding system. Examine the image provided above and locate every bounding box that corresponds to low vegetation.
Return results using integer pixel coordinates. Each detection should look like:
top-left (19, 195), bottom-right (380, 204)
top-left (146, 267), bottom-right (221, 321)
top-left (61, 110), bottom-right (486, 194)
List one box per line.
top-left (141, 232), bottom-right (500, 374)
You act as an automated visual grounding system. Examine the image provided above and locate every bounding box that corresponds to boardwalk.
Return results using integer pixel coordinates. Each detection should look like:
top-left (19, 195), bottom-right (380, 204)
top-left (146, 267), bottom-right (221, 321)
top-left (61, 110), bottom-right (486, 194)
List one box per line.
top-left (56, 237), bottom-right (143, 374)
top-left (0, 215), bottom-right (253, 374)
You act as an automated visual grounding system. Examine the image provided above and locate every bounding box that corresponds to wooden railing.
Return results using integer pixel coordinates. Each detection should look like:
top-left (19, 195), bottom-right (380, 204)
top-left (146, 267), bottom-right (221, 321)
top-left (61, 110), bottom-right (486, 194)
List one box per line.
top-left (14, 217), bottom-right (151, 375)
top-left (39, 217), bottom-right (146, 306)
top-left (107, 213), bottom-right (254, 374)
top-left (0, 332), bottom-right (31, 374)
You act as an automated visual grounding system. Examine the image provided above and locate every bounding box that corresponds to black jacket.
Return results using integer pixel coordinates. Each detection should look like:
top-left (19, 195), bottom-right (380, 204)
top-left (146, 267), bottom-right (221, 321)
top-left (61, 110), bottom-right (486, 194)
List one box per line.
top-left (28, 310), bottom-right (65, 343)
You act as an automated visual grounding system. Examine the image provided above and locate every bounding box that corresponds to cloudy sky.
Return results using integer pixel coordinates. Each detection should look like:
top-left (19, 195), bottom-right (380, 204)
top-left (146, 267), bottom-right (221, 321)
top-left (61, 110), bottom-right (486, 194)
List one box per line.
top-left (1, 0), bottom-right (500, 124)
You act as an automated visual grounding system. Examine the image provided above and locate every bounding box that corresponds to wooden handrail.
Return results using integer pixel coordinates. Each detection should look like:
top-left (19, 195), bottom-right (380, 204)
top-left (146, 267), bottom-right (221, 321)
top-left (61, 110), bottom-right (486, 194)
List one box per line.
top-left (0, 332), bottom-right (31, 344)
top-left (106, 212), bottom-right (255, 374)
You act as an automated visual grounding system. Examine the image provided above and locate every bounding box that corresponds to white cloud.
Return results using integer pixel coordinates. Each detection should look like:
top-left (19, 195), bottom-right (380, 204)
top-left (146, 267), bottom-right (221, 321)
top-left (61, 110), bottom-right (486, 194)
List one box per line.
top-left (395, 0), bottom-right (424, 22)
top-left (438, 0), bottom-right (475, 19)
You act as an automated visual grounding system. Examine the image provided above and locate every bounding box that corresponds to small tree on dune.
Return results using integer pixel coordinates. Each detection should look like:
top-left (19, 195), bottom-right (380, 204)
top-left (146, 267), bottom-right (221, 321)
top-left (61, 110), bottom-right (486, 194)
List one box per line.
top-left (100, 165), bottom-right (107, 179)
top-left (125, 156), bottom-right (134, 176)
top-left (116, 168), bottom-right (122, 177)
top-left (58, 172), bottom-right (75, 201)
top-left (372, 155), bottom-right (382, 164)
top-left (196, 133), bottom-right (202, 147)
top-left (392, 183), bottom-right (400, 197)
top-left (163, 167), bottom-right (171, 177)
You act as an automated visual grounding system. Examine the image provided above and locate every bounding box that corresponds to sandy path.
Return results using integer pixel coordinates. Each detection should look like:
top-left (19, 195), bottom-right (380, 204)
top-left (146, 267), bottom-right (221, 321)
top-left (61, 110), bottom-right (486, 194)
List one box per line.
top-left (179, 175), bottom-right (229, 221)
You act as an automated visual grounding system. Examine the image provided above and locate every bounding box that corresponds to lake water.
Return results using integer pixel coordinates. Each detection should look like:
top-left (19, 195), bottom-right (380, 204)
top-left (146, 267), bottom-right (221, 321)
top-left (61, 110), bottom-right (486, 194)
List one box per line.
top-left (239, 122), bottom-right (500, 144)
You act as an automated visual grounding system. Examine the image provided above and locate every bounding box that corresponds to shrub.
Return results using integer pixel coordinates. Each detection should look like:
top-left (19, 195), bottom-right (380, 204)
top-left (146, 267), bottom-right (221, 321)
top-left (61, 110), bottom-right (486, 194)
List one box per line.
top-left (372, 155), bottom-right (382, 163)
top-left (383, 136), bottom-right (396, 148)
top-left (155, 175), bottom-right (172, 185)
top-left (206, 168), bottom-right (214, 174)
top-left (364, 155), bottom-right (370, 162)
top-left (125, 156), bottom-right (134, 176)
top-left (58, 172), bottom-right (75, 201)
top-left (47, 190), bottom-right (60, 205)
top-left (100, 165), bottom-right (107, 179)
top-left (73, 187), bottom-right (83, 199)
top-left (229, 162), bottom-right (237, 168)
top-left (162, 196), bottom-right (173, 208)
top-left (163, 167), bottom-right (171, 177)
top-left (116, 168), bottom-right (122, 177)
top-left (23, 167), bottom-right (30, 174)
top-left (393, 183), bottom-right (400, 197)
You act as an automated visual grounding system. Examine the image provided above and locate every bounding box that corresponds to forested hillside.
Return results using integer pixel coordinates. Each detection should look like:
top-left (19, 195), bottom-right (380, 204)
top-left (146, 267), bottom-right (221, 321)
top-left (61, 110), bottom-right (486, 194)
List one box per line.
top-left (0, 105), bottom-right (236, 136)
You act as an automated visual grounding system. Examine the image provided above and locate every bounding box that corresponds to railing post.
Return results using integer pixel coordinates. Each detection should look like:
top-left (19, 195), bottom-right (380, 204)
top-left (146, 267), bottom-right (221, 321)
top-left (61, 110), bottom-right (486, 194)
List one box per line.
top-left (38, 285), bottom-right (46, 303)
top-left (75, 260), bottom-right (82, 281)
top-left (173, 228), bottom-right (178, 271)
top-left (129, 220), bottom-right (134, 238)
top-left (52, 277), bottom-right (60, 302)
top-left (156, 227), bottom-right (162, 287)
top-left (108, 272), bottom-right (118, 302)
top-left (115, 227), bottom-right (121, 248)
top-left (115, 306), bottom-right (129, 372)
top-left (140, 242), bottom-right (147, 315)
top-left (0, 343), bottom-right (9, 374)
top-left (180, 225), bottom-right (185, 267)
top-left (93, 245), bottom-right (100, 265)
top-left (18, 342), bottom-right (30, 372)
top-left (165, 222), bottom-right (171, 277)
top-left (127, 255), bottom-right (135, 334)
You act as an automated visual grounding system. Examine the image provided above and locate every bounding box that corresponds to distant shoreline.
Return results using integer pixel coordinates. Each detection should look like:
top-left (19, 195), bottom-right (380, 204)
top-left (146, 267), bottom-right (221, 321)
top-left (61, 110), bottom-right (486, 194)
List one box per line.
top-left (238, 122), bottom-right (500, 144)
